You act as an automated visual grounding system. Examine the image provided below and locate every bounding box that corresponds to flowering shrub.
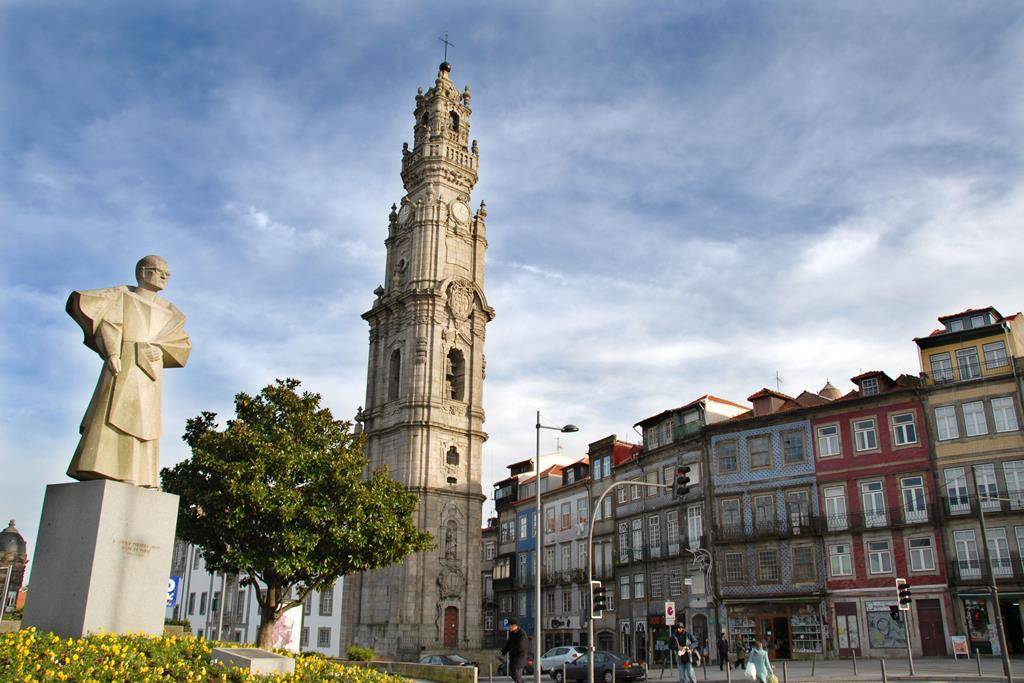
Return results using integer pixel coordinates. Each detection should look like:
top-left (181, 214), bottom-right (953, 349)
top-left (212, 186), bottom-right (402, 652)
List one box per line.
top-left (0, 628), bottom-right (405, 682)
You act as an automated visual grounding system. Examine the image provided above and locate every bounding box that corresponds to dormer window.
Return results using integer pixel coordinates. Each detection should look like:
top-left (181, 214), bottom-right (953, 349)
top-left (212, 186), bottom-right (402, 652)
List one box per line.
top-left (860, 377), bottom-right (880, 396)
top-left (970, 314), bottom-right (987, 328)
top-left (949, 319), bottom-right (964, 332)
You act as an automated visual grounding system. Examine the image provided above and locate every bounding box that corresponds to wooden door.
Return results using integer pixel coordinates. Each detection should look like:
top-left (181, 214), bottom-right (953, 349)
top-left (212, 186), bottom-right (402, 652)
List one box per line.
top-left (835, 603), bottom-right (861, 657)
top-left (444, 606), bottom-right (459, 649)
top-left (916, 599), bottom-right (946, 656)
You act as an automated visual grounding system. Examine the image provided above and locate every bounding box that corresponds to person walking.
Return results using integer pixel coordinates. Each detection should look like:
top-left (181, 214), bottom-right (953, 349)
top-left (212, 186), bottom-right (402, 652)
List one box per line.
top-left (733, 634), bottom-right (747, 670)
top-left (670, 623), bottom-right (700, 683)
top-left (716, 631), bottom-right (729, 671)
top-left (501, 618), bottom-right (529, 683)
top-left (747, 640), bottom-right (774, 683)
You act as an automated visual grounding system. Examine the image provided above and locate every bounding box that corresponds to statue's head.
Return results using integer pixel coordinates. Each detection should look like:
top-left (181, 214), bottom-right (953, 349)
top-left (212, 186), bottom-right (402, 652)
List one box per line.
top-left (135, 255), bottom-right (170, 292)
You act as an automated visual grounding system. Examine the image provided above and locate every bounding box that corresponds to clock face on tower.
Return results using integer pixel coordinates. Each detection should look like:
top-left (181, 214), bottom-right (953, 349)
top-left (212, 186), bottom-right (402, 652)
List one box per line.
top-left (450, 201), bottom-right (471, 225)
top-left (398, 204), bottom-right (414, 225)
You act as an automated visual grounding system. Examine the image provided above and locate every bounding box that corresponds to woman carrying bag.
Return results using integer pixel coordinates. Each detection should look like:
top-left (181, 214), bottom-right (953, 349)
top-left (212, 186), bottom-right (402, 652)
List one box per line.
top-left (733, 634), bottom-right (747, 670)
top-left (745, 640), bottom-right (774, 683)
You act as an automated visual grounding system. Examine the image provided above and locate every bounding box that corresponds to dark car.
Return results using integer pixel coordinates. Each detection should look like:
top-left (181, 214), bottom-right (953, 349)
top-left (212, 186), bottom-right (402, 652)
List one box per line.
top-left (556, 651), bottom-right (643, 683)
top-left (419, 653), bottom-right (479, 669)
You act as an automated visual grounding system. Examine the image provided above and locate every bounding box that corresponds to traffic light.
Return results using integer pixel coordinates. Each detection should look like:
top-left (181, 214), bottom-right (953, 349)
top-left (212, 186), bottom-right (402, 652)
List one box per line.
top-left (889, 605), bottom-right (901, 622)
top-left (674, 466), bottom-right (692, 497)
top-left (590, 580), bottom-right (606, 619)
top-left (897, 578), bottom-right (912, 610)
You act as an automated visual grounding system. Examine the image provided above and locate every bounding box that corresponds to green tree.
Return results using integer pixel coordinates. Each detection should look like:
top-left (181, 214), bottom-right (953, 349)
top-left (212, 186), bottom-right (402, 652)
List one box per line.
top-left (161, 378), bottom-right (433, 649)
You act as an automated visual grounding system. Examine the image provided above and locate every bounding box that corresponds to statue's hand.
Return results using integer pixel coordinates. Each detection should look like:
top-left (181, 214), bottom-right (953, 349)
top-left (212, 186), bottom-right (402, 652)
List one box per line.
top-left (106, 356), bottom-right (122, 376)
top-left (144, 344), bottom-right (162, 362)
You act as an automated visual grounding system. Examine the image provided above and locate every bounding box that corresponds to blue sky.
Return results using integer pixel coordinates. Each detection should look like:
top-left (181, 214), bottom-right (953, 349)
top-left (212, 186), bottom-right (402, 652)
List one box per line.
top-left (3, 1), bottom-right (1023, 554)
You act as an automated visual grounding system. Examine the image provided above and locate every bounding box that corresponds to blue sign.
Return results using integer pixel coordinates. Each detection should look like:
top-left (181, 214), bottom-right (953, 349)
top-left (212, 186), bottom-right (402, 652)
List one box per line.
top-left (501, 617), bottom-right (510, 631)
top-left (166, 576), bottom-right (181, 607)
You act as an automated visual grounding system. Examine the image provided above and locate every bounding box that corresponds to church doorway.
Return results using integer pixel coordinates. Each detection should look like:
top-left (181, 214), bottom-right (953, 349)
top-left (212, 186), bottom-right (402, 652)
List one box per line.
top-left (444, 606), bottom-right (459, 648)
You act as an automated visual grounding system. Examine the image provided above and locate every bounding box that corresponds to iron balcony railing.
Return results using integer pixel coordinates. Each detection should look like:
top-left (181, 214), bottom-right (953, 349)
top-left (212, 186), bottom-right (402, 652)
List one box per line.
top-left (941, 492), bottom-right (1024, 518)
top-left (615, 535), bottom-right (707, 565)
top-left (921, 357), bottom-right (1012, 385)
top-left (818, 504), bottom-right (936, 534)
top-left (948, 554), bottom-right (1024, 584)
top-left (716, 516), bottom-right (821, 543)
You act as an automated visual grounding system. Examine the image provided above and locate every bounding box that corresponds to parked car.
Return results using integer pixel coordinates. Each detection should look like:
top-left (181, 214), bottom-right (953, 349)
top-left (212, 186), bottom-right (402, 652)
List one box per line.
top-left (419, 653), bottom-right (479, 669)
top-left (497, 657), bottom-right (535, 676)
top-left (556, 651), bottom-right (644, 683)
top-left (541, 646), bottom-right (587, 675)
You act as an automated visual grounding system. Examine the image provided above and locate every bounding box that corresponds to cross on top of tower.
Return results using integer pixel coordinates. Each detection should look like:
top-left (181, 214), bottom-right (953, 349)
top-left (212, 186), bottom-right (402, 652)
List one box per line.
top-left (438, 31), bottom-right (454, 66)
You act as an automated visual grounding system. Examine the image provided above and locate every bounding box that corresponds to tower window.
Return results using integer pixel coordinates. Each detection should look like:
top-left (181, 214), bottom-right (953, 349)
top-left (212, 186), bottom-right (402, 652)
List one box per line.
top-left (388, 349), bottom-right (401, 401)
top-left (421, 112), bottom-right (429, 127)
top-left (446, 446), bottom-right (460, 466)
top-left (446, 348), bottom-right (465, 400)
top-left (450, 111), bottom-right (460, 132)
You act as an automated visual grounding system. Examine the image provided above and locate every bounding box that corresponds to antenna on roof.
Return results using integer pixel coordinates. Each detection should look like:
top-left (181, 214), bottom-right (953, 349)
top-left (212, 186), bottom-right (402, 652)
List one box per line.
top-left (775, 371), bottom-right (784, 392)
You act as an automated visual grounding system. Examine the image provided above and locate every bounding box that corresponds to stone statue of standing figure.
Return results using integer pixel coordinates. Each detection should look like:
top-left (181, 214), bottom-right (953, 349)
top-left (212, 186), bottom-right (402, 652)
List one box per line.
top-left (66, 255), bottom-right (191, 488)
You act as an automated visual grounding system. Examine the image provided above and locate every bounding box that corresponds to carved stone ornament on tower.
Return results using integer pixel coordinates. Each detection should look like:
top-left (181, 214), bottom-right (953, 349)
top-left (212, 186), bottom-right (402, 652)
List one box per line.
top-left (343, 58), bottom-right (494, 658)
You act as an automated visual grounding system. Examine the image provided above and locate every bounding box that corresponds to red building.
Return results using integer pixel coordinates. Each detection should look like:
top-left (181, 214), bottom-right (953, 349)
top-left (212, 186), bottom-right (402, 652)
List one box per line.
top-left (811, 372), bottom-right (952, 658)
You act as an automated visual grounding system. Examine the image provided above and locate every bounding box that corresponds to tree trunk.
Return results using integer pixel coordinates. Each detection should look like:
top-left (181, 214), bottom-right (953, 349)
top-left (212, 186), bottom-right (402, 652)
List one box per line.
top-left (255, 584), bottom-right (280, 650)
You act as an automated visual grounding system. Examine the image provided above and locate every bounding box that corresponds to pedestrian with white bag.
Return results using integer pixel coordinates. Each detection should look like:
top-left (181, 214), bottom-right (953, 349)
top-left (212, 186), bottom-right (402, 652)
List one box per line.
top-left (745, 640), bottom-right (775, 683)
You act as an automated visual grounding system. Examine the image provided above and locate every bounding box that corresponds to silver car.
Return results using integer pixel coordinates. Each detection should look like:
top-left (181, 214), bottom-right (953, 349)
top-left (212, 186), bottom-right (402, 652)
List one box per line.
top-left (541, 646), bottom-right (587, 676)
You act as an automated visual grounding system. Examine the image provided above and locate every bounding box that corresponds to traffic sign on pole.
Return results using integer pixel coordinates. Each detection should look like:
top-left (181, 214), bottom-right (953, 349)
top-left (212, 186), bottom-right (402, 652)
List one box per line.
top-left (665, 602), bottom-right (676, 626)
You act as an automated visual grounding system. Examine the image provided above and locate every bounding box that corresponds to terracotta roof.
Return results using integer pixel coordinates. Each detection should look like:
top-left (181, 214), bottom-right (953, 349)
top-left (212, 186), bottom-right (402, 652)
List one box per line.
top-left (747, 388), bottom-right (794, 402)
top-left (516, 464), bottom-right (564, 486)
top-left (795, 391), bottom-right (830, 407)
top-left (633, 393), bottom-right (748, 427)
top-left (850, 370), bottom-right (894, 384)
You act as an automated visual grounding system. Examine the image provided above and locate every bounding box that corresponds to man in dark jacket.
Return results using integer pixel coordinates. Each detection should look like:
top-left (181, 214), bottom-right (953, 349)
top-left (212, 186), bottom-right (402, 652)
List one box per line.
top-left (501, 618), bottom-right (529, 683)
top-left (670, 624), bottom-right (700, 683)
top-left (716, 631), bottom-right (729, 671)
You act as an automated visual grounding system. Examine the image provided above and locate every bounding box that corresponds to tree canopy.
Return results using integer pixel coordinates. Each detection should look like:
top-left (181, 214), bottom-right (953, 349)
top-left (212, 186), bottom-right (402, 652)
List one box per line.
top-left (161, 378), bottom-right (433, 647)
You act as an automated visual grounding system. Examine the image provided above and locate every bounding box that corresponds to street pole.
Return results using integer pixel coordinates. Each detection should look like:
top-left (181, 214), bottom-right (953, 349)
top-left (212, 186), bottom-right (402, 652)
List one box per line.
top-left (0, 566), bottom-right (12, 619)
top-left (976, 492), bottom-right (1013, 682)
top-left (902, 609), bottom-right (914, 675)
top-left (535, 410), bottom-right (543, 683)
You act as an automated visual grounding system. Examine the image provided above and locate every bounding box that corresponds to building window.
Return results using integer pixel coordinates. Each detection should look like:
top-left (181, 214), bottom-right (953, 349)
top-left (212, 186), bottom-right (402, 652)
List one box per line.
top-left (1004, 461), bottom-right (1024, 509)
top-left (618, 523), bottom-right (629, 562)
top-left (630, 480), bottom-right (641, 501)
top-left (633, 574), bottom-right (645, 599)
top-left (544, 548), bottom-right (555, 573)
top-left (687, 504), bottom-right (702, 549)
top-left (757, 549), bottom-right (779, 582)
top-left (450, 110), bottom-right (460, 132)
top-left (975, 464), bottom-right (999, 510)
top-left (987, 528), bottom-right (1012, 577)
top-left (782, 432), bottom-right (806, 464)
top-left (648, 515), bottom-right (661, 549)
top-left (853, 418), bottom-right (878, 452)
top-left (316, 627), bottom-right (330, 648)
top-left (900, 476), bottom-right (927, 522)
top-left (945, 467), bottom-right (970, 513)
top-left (651, 573), bottom-right (664, 598)
top-left (319, 587), bottom-right (333, 616)
top-left (645, 470), bottom-right (659, 497)
top-left (616, 485), bottom-right (628, 504)
top-left (861, 481), bottom-right (886, 527)
top-left (577, 498), bottom-right (589, 525)
top-left (754, 495), bottom-right (774, 530)
top-left (561, 502), bottom-right (572, 530)
top-left (303, 593), bottom-right (312, 616)
top-left (725, 553), bottom-right (743, 583)
top-left (787, 490), bottom-right (810, 528)
top-left (388, 349), bottom-right (401, 401)
top-left (300, 627), bottom-right (309, 648)
top-left (860, 377), bottom-right (880, 396)
top-left (956, 347), bottom-right (982, 380)
top-left (485, 542), bottom-right (495, 560)
top-left (867, 540), bottom-right (893, 574)
top-left (188, 592), bottom-right (196, 615)
top-left (993, 397), bottom-right (1020, 432)
top-left (721, 499), bottom-right (742, 532)
top-left (199, 592), bottom-right (208, 615)
top-left (891, 413), bottom-right (918, 446)
top-left (909, 537), bottom-right (936, 571)
top-left (561, 544), bottom-right (572, 571)
top-left (519, 516), bottom-right (528, 540)
top-left (949, 319), bottom-right (965, 332)
top-left (631, 519), bottom-right (643, 561)
top-left (669, 569), bottom-right (683, 595)
top-left (749, 436), bottom-right (771, 469)
top-left (793, 546), bottom-right (815, 581)
top-left (562, 590), bottom-right (572, 613)
top-left (519, 553), bottom-right (528, 579)
top-left (546, 592), bottom-right (556, 613)
top-left (963, 401), bottom-right (989, 437)
top-left (485, 613), bottom-right (495, 631)
top-left (446, 446), bottom-right (460, 466)
top-left (984, 341), bottom-right (1009, 368)
top-left (619, 575), bottom-right (630, 601)
top-left (824, 485), bottom-right (848, 530)
top-left (666, 510), bottom-right (680, 547)
top-left (816, 425), bottom-right (840, 457)
top-left (828, 544), bottom-right (852, 576)
top-left (954, 530), bottom-right (980, 578)
top-left (518, 594), bottom-right (528, 616)
top-left (930, 352), bottom-right (953, 382)
top-left (935, 406), bottom-right (959, 441)
top-left (717, 441), bottom-right (738, 473)
top-left (605, 587), bottom-right (615, 612)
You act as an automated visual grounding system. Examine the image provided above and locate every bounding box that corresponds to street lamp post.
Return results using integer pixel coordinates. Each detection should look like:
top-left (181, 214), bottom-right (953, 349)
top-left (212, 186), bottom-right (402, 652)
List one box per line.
top-left (535, 412), bottom-right (579, 683)
top-left (973, 481), bottom-right (1014, 683)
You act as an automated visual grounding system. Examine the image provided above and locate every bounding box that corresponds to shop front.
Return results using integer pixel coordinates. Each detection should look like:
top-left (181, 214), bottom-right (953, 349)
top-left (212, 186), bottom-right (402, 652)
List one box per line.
top-left (959, 593), bottom-right (1024, 656)
top-left (725, 601), bottom-right (824, 660)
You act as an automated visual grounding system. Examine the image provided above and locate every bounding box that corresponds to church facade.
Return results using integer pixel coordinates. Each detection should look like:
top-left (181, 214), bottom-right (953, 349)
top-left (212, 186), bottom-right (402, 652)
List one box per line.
top-left (343, 61), bottom-right (493, 658)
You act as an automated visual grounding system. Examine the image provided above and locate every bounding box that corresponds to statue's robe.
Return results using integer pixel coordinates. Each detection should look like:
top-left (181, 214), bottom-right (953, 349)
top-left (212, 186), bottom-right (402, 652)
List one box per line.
top-left (66, 285), bottom-right (191, 488)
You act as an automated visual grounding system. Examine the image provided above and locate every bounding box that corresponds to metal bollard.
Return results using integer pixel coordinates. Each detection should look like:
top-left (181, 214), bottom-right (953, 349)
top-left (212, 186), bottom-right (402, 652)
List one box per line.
top-left (811, 653), bottom-right (816, 677)
top-left (563, 663), bottom-right (567, 683)
top-left (880, 658), bottom-right (887, 683)
top-left (612, 661), bottom-right (616, 683)
top-left (726, 660), bottom-right (732, 683)
top-left (852, 651), bottom-right (858, 676)
top-left (643, 662), bottom-right (648, 682)
top-left (976, 649), bottom-right (982, 677)
top-left (488, 663), bottom-right (493, 683)
top-left (782, 661), bottom-right (788, 683)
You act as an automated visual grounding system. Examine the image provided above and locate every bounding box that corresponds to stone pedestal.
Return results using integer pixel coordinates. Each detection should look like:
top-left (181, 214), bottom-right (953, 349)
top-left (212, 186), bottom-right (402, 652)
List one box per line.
top-left (22, 479), bottom-right (178, 638)
top-left (212, 648), bottom-right (296, 675)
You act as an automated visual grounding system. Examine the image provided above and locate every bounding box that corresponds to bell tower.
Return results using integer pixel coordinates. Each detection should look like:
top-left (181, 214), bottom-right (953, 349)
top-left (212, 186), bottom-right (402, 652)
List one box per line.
top-left (344, 60), bottom-right (493, 658)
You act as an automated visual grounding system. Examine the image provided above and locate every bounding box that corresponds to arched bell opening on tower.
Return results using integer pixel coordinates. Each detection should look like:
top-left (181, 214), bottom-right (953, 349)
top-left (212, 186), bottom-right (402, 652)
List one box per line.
top-left (446, 348), bottom-right (465, 400)
top-left (449, 110), bottom-right (460, 133)
top-left (446, 446), bottom-right (460, 466)
top-left (388, 348), bottom-right (401, 401)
